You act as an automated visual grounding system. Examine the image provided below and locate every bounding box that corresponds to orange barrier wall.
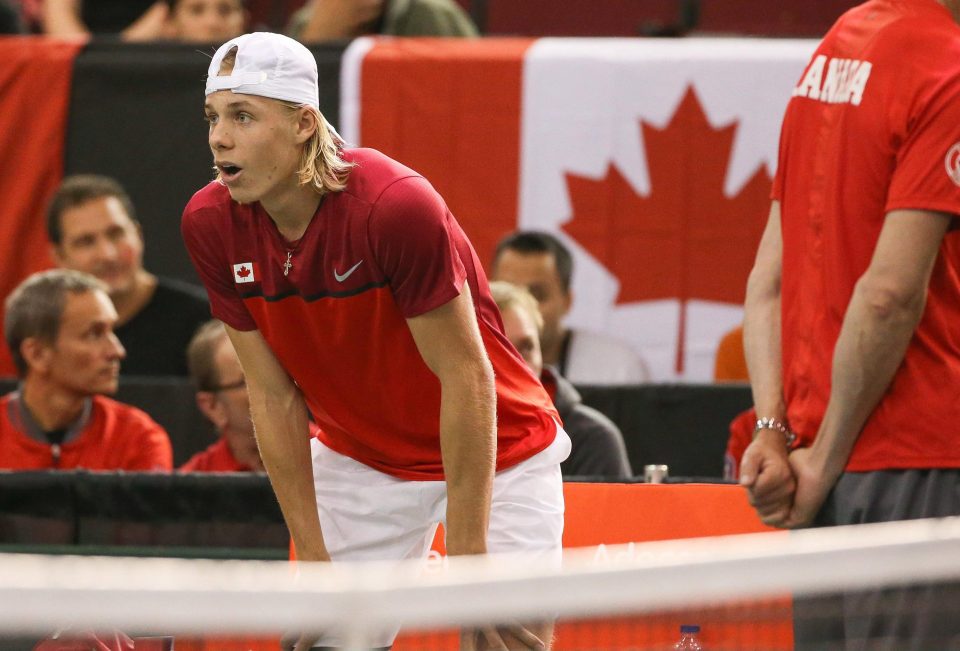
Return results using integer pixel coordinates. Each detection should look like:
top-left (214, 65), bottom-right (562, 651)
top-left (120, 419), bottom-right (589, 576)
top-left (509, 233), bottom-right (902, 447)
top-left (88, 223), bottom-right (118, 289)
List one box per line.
top-left (185, 483), bottom-right (790, 650)
top-left (392, 483), bottom-right (793, 651)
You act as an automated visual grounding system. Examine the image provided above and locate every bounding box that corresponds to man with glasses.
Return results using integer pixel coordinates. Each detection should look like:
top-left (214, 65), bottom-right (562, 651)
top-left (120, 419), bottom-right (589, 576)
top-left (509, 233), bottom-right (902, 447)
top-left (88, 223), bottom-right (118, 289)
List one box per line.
top-left (181, 319), bottom-right (263, 472)
top-left (182, 320), bottom-right (321, 472)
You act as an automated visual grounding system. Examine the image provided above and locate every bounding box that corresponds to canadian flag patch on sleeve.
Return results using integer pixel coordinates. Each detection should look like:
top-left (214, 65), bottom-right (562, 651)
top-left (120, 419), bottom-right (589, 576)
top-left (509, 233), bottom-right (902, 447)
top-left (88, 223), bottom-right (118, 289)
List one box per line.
top-left (233, 262), bottom-right (258, 284)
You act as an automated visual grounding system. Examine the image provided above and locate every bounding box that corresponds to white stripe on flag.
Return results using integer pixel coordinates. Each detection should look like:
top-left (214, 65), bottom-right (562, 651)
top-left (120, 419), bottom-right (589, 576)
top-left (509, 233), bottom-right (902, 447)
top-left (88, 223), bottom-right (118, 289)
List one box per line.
top-left (339, 36), bottom-right (376, 146)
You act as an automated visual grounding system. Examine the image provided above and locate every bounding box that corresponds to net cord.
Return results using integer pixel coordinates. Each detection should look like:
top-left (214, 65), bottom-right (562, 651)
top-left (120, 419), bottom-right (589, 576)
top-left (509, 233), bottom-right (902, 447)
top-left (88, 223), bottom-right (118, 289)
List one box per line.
top-left (1, 517), bottom-right (959, 646)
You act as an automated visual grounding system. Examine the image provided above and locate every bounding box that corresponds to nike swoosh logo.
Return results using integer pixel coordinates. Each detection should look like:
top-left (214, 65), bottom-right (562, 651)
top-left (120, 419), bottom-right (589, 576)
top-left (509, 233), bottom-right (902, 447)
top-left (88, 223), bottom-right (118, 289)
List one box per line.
top-left (334, 260), bottom-right (364, 282)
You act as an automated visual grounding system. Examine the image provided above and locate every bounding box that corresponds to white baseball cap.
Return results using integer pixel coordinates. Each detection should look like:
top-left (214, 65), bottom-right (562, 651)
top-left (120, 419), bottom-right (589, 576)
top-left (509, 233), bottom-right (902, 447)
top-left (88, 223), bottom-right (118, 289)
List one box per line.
top-left (205, 32), bottom-right (319, 111)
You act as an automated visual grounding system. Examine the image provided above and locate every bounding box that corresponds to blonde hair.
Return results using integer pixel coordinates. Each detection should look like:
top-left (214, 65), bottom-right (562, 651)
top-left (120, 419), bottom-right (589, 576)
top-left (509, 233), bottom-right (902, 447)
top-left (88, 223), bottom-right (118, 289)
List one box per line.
top-left (489, 281), bottom-right (544, 334)
top-left (280, 102), bottom-right (354, 194)
top-left (213, 48), bottom-right (354, 195)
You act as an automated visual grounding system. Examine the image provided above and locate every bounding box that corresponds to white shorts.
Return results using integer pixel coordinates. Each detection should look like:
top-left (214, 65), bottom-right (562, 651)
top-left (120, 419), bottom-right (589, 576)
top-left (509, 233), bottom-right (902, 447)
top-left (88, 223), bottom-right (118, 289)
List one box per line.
top-left (309, 426), bottom-right (570, 647)
top-left (311, 424), bottom-right (571, 564)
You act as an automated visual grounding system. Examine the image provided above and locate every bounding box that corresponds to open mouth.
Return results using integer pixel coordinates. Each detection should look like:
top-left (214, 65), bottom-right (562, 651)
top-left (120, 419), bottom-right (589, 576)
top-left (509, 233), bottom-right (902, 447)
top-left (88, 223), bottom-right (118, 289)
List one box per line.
top-left (218, 163), bottom-right (243, 182)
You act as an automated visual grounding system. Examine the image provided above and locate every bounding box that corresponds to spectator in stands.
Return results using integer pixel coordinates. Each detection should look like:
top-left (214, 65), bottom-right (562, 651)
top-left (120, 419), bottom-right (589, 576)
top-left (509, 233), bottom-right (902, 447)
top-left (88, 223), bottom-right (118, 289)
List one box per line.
top-left (0, 270), bottom-right (172, 470)
top-left (166, 0), bottom-right (246, 42)
top-left (42, 0), bottom-right (246, 42)
top-left (47, 175), bottom-right (210, 376)
top-left (181, 319), bottom-right (263, 472)
top-left (491, 231), bottom-right (650, 385)
top-left (287, 0), bottom-right (477, 42)
top-left (490, 281), bottom-right (632, 479)
top-left (43, 0), bottom-right (165, 40)
top-left (181, 320), bottom-right (324, 472)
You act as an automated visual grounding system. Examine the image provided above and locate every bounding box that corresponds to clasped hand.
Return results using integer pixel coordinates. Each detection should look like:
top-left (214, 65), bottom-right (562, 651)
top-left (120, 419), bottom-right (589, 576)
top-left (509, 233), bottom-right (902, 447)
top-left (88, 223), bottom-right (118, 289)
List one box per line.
top-left (739, 434), bottom-right (832, 529)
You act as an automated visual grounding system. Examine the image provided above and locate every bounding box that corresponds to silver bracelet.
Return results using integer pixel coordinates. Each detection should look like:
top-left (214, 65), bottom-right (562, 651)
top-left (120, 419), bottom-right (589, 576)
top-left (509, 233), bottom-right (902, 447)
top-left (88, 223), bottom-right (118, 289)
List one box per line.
top-left (754, 417), bottom-right (797, 448)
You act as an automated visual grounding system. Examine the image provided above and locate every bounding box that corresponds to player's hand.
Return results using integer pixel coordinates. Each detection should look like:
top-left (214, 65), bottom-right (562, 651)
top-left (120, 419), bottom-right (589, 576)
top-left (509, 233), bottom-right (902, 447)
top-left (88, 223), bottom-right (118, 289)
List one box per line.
top-left (783, 447), bottom-right (835, 529)
top-left (292, 633), bottom-right (319, 651)
top-left (739, 429), bottom-right (796, 527)
top-left (281, 631), bottom-right (319, 651)
top-left (34, 629), bottom-right (135, 651)
top-left (461, 623), bottom-right (546, 650)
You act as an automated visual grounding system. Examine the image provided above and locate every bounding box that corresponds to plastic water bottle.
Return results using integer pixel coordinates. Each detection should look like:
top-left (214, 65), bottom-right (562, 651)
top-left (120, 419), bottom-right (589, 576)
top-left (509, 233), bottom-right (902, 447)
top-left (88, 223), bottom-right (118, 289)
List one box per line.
top-left (674, 624), bottom-right (703, 650)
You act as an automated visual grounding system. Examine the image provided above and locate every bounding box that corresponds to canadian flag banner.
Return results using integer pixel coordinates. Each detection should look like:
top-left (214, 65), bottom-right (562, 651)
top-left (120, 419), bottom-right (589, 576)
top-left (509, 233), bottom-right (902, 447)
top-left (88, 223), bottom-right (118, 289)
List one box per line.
top-left (341, 37), bottom-right (817, 381)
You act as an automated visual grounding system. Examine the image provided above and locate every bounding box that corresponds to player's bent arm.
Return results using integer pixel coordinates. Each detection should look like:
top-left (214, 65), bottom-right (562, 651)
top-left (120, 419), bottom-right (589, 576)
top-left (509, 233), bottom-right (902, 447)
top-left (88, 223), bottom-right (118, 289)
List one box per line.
top-left (806, 208), bottom-right (952, 483)
top-left (224, 325), bottom-right (330, 562)
top-left (407, 285), bottom-right (496, 557)
top-left (744, 201), bottom-right (785, 421)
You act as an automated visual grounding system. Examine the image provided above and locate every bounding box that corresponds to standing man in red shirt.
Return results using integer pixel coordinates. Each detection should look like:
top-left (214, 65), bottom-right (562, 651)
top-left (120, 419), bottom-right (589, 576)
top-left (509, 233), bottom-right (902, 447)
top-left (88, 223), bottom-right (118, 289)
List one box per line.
top-left (741, 0), bottom-right (960, 647)
top-left (1, 270), bottom-right (172, 471)
top-left (182, 32), bottom-right (569, 650)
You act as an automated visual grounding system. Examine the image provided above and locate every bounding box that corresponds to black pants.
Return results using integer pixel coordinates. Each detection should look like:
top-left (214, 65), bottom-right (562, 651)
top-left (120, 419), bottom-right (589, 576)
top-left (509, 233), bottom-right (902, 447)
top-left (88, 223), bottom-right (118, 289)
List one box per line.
top-left (793, 469), bottom-right (960, 651)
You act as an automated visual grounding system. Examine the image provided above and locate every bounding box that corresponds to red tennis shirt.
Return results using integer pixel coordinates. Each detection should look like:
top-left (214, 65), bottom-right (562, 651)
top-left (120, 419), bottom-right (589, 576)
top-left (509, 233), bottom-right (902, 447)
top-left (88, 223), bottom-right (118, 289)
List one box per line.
top-left (182, 148), bottom-right (559, 480)
top-left (775, 0), bottom-right (960, 470)
top-left (0, 394), bottom-right (172, 471)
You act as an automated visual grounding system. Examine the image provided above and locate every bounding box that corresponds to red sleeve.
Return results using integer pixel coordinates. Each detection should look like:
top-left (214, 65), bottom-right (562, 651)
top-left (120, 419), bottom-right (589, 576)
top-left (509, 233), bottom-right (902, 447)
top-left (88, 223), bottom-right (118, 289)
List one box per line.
top-left (367, 176), bottom-right (467, 318)
top-left (886, 66), bottom-right (960, 217)
top-left (178, 451), bottom-right (206, 472)
top-left (123, 411), bottom-right (173, 471)
top-left (181, 203), bottom-right (257, 331)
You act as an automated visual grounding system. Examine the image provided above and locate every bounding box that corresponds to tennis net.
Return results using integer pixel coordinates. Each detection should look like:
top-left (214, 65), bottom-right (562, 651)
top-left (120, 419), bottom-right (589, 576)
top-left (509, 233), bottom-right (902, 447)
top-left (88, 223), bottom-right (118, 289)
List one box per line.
top-left (2, 516), bottom-right (960, 650)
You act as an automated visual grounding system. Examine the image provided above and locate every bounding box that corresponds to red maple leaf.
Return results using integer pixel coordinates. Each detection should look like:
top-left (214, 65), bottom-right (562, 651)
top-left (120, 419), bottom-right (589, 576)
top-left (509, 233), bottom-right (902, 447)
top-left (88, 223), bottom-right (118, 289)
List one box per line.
top-left (561, 86), bottom-right (772, 374)
top-left (237, 265), bottom-right (251, 278)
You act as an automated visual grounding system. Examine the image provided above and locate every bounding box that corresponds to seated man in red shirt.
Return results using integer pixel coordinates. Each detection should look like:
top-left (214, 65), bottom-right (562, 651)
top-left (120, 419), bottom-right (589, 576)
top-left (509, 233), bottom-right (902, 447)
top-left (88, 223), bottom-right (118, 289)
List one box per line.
top-left (1, 269), bottom-right (172, 470)
top-left (182, 319), bottom-right (323, 472)
top-left (181, 319), bottom-right (263, 472)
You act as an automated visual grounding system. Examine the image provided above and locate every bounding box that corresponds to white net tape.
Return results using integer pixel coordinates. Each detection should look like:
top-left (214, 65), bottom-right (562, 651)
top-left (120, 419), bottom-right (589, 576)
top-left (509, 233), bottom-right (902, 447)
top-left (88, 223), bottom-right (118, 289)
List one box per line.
top-left (2, 517), bottom-right (960, 645)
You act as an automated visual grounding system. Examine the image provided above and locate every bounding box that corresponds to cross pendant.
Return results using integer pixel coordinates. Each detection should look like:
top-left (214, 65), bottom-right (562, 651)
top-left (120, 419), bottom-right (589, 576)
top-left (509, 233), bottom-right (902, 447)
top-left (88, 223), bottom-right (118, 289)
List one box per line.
top-left (283, 251), bottom-right (293, 277)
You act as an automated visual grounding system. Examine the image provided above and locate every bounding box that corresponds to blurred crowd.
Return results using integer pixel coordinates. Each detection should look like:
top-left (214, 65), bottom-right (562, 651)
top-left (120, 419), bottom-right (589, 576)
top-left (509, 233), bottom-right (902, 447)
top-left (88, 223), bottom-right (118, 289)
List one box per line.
top-left (0, 0), bottom-right (477, 41)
